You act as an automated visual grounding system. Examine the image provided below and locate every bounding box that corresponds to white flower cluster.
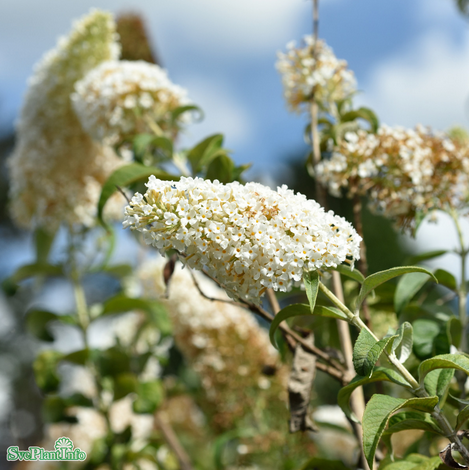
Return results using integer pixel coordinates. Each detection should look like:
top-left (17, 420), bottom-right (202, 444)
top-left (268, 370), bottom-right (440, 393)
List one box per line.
top-left (124, 176), bottom-right (361, 303)
top-left (138, 258), bottom-right (286, 430)
top-left (276, 35), bottom-right (356, 112)
top-left (316, 125), bottom-right (469, 229)
top-left (72, 60), bottom-right (191, 145)
top-left (7, 9), bottom-right (125, 230)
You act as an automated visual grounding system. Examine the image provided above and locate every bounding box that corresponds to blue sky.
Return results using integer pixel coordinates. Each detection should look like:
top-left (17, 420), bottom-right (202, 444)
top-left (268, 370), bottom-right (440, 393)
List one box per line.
top-left (1, 0), bottom-right (469, 181)
top-left (2, 0), bottom-right (469, 274)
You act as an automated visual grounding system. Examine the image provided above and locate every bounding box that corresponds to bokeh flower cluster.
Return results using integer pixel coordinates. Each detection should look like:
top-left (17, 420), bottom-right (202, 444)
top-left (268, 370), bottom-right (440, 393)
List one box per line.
top-left (276, 35), bottom-right (356, 113)
top-left (72, 60), bottom-right (191, 146)
top-left (7, 10), bottom-right (124, 230)
top-left (316, 125), bottom-right (469, 229)
top-left (139, 258), bottom-right (288, 432)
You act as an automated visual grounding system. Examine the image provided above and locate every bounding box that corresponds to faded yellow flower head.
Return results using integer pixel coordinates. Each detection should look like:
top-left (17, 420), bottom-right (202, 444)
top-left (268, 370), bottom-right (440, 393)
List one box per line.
top-left (8, 9), bottom-right (124, 230)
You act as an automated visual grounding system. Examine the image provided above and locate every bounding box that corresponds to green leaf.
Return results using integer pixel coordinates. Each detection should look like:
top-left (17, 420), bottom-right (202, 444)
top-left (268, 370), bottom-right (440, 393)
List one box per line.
top-left (434, 268), bottom-right (457, 291)
top-left (26, 310), bottom-right (59, 342)
top-left (34, 227), bottom-right (56, 264)
top-left (269, 304), bottom-right (310, 349)
top-left (341, 107), bottom-right (379, 133)
top-left (269, 304), bottom-right (347, 349)
top-left (100, 264), bottom-right (133, 278)
top-left (101, 295), bottom-right (172, 335)
top-left (205, 154), bottom-right (235, 184)
top-left (353, 329), bottom-right (396, 377)
top-left (33, 350), bottom-right (63, 393)
top-left (231, 163), bottom-right (252, 182)
top-left (419, 353), bottom-right (469, 386)
top-left (171, 104), bottom-right (204, 123)
top-left (392, 322), bottom-right (413, 363)
top-left (394, 273), bottom-right (430, 314)
top-left (301, 457), bottom-right (350, 469)
top-left (42, 396), bottom-right (76, 424)
top-left (315, 305), bottom-right (348, 320)
top-left (92, 347), bottom-right (131, 378)
top-left (456, 405), bottom-right (469, 431)
top-left (133, 380), bottom-right (164, 414)
top-left (381, 454), bottom-right (442, 470)
top-left (338, 367), bottom-right (410, 422)
top-left (362, 394), bottom-right (439, 468)
top-left (187, 133), bottom-right (224, 175)
top-left (62, 349), bottom-right (89, 366)
top-left (7, 263), bottom-right (63, 287)
top-left (424, 368), bottom-right (454, 405)
top-left (303, 271), bottom-right (319, 313)
top-left (331, 264), bottom-right (365, 284)
top-left (406, 249), bottom-right (448, 265)
top-left (113, 373), bottom-right (138, 401)
top-left (356, 266), bottom-right (437, 310)
top-left (97, 163), bottom-right (175, 224)
top-left (384, 411), bottom-right (442, 436)
top-left (412, 319), bottom-right (441, 359)
top-left (133, 134), bottom-right (173, 159)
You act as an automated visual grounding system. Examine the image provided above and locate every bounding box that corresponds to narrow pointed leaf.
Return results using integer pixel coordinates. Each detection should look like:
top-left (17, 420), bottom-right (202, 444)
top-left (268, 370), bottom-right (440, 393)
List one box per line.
top-left (330, 264), bottom-right (365, 284)
top-left (419, 354), bottom-right (469, 386)
top-left (382, 454), bottom-right (442, 470)
top-left (356, 266), bottom-right (437, 310)
top-left (434, 268), bottom-right (457, 291)
top-left (34, 227), bottom-right (56, 264)
top-left (456, 405), bottom-right (469, 431)
top-left (338, 367), bottom-right (410, 422)
top-left (424, 368), bottom-right (454, 405)
top-left (269, 304), bottom-right (346, 349)
top-left (384, 411), bottom-right (442, 436)
top-left (187, 133), bottom-right (224, 174)
top-left (353, 329), bottom-right (397, 377)
top-left (303, 271), bottom-right (319, 312)
top-left (362, 394), bottom-right (439, 468)
top-left (407, 249), bottom-right (448, 265)
top-left (97, 163), bottom-right (175, 224)
top-left (101, 295), bottom-right (172, 334)
top-left (394, 273), bottom-right (430, 314)
top-left (392, 322), bottom-right (413, 363)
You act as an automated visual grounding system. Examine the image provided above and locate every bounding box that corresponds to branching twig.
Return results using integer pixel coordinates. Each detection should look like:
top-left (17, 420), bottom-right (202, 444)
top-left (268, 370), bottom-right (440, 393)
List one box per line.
top-left (196, 267), bottom-right (349, 383)
top-left (154, 411), bottom-right (193, 470)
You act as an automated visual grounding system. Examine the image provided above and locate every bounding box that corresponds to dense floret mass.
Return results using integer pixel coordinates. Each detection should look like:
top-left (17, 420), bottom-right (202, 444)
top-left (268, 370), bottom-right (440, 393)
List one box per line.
top-left (276, 35), bottom-right (356, 112)
top-left (7, 9), bottom-right (124, 230)
top-left (138, 258), bottom-right (286, 431)
top-left (72, 60), bottom-right (191, 145)
top-left (315, 125), bottom-right (469, 229)
top-left (124, 176), bottom-right (361, 303)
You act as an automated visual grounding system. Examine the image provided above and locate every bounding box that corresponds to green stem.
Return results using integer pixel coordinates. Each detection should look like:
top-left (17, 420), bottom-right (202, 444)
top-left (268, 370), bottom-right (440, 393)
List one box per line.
top-left (319, 279), bottom-right (469, 466)
top-left (450, 210), bottom-right (468, 402)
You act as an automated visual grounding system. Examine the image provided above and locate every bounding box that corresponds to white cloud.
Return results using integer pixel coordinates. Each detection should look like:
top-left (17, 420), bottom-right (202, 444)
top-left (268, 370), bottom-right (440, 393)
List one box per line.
top-left (357, 30), bottom-right (469, 130)
top-left (178, 77), bottom-right (252, 150)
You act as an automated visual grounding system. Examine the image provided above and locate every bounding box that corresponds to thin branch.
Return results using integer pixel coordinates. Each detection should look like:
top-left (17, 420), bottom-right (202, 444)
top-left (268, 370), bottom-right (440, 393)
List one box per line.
top-left (116, 185), bottom-right (131, 204)
top-left (154, 411), bottom-right (193, 470)
top-left (197, 267), bottom-right (348, 382)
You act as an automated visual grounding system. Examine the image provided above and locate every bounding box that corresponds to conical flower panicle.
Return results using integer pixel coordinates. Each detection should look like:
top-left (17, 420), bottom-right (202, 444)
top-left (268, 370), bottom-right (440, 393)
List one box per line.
top-left (125, 176), bottom-right (361, 303)
top-left (8, 9), bottom-right (124, 230)
top-left (276, 35), bottom-right (356, 113)
top-left (72, 60), bottom-right (191, 146)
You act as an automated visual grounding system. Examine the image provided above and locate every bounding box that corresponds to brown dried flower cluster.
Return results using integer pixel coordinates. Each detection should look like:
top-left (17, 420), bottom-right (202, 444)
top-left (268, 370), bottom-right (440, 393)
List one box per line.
top-left (315, 125), bottom-right (469, 230)
top-left (138, 258), bottom-right (288, 431)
